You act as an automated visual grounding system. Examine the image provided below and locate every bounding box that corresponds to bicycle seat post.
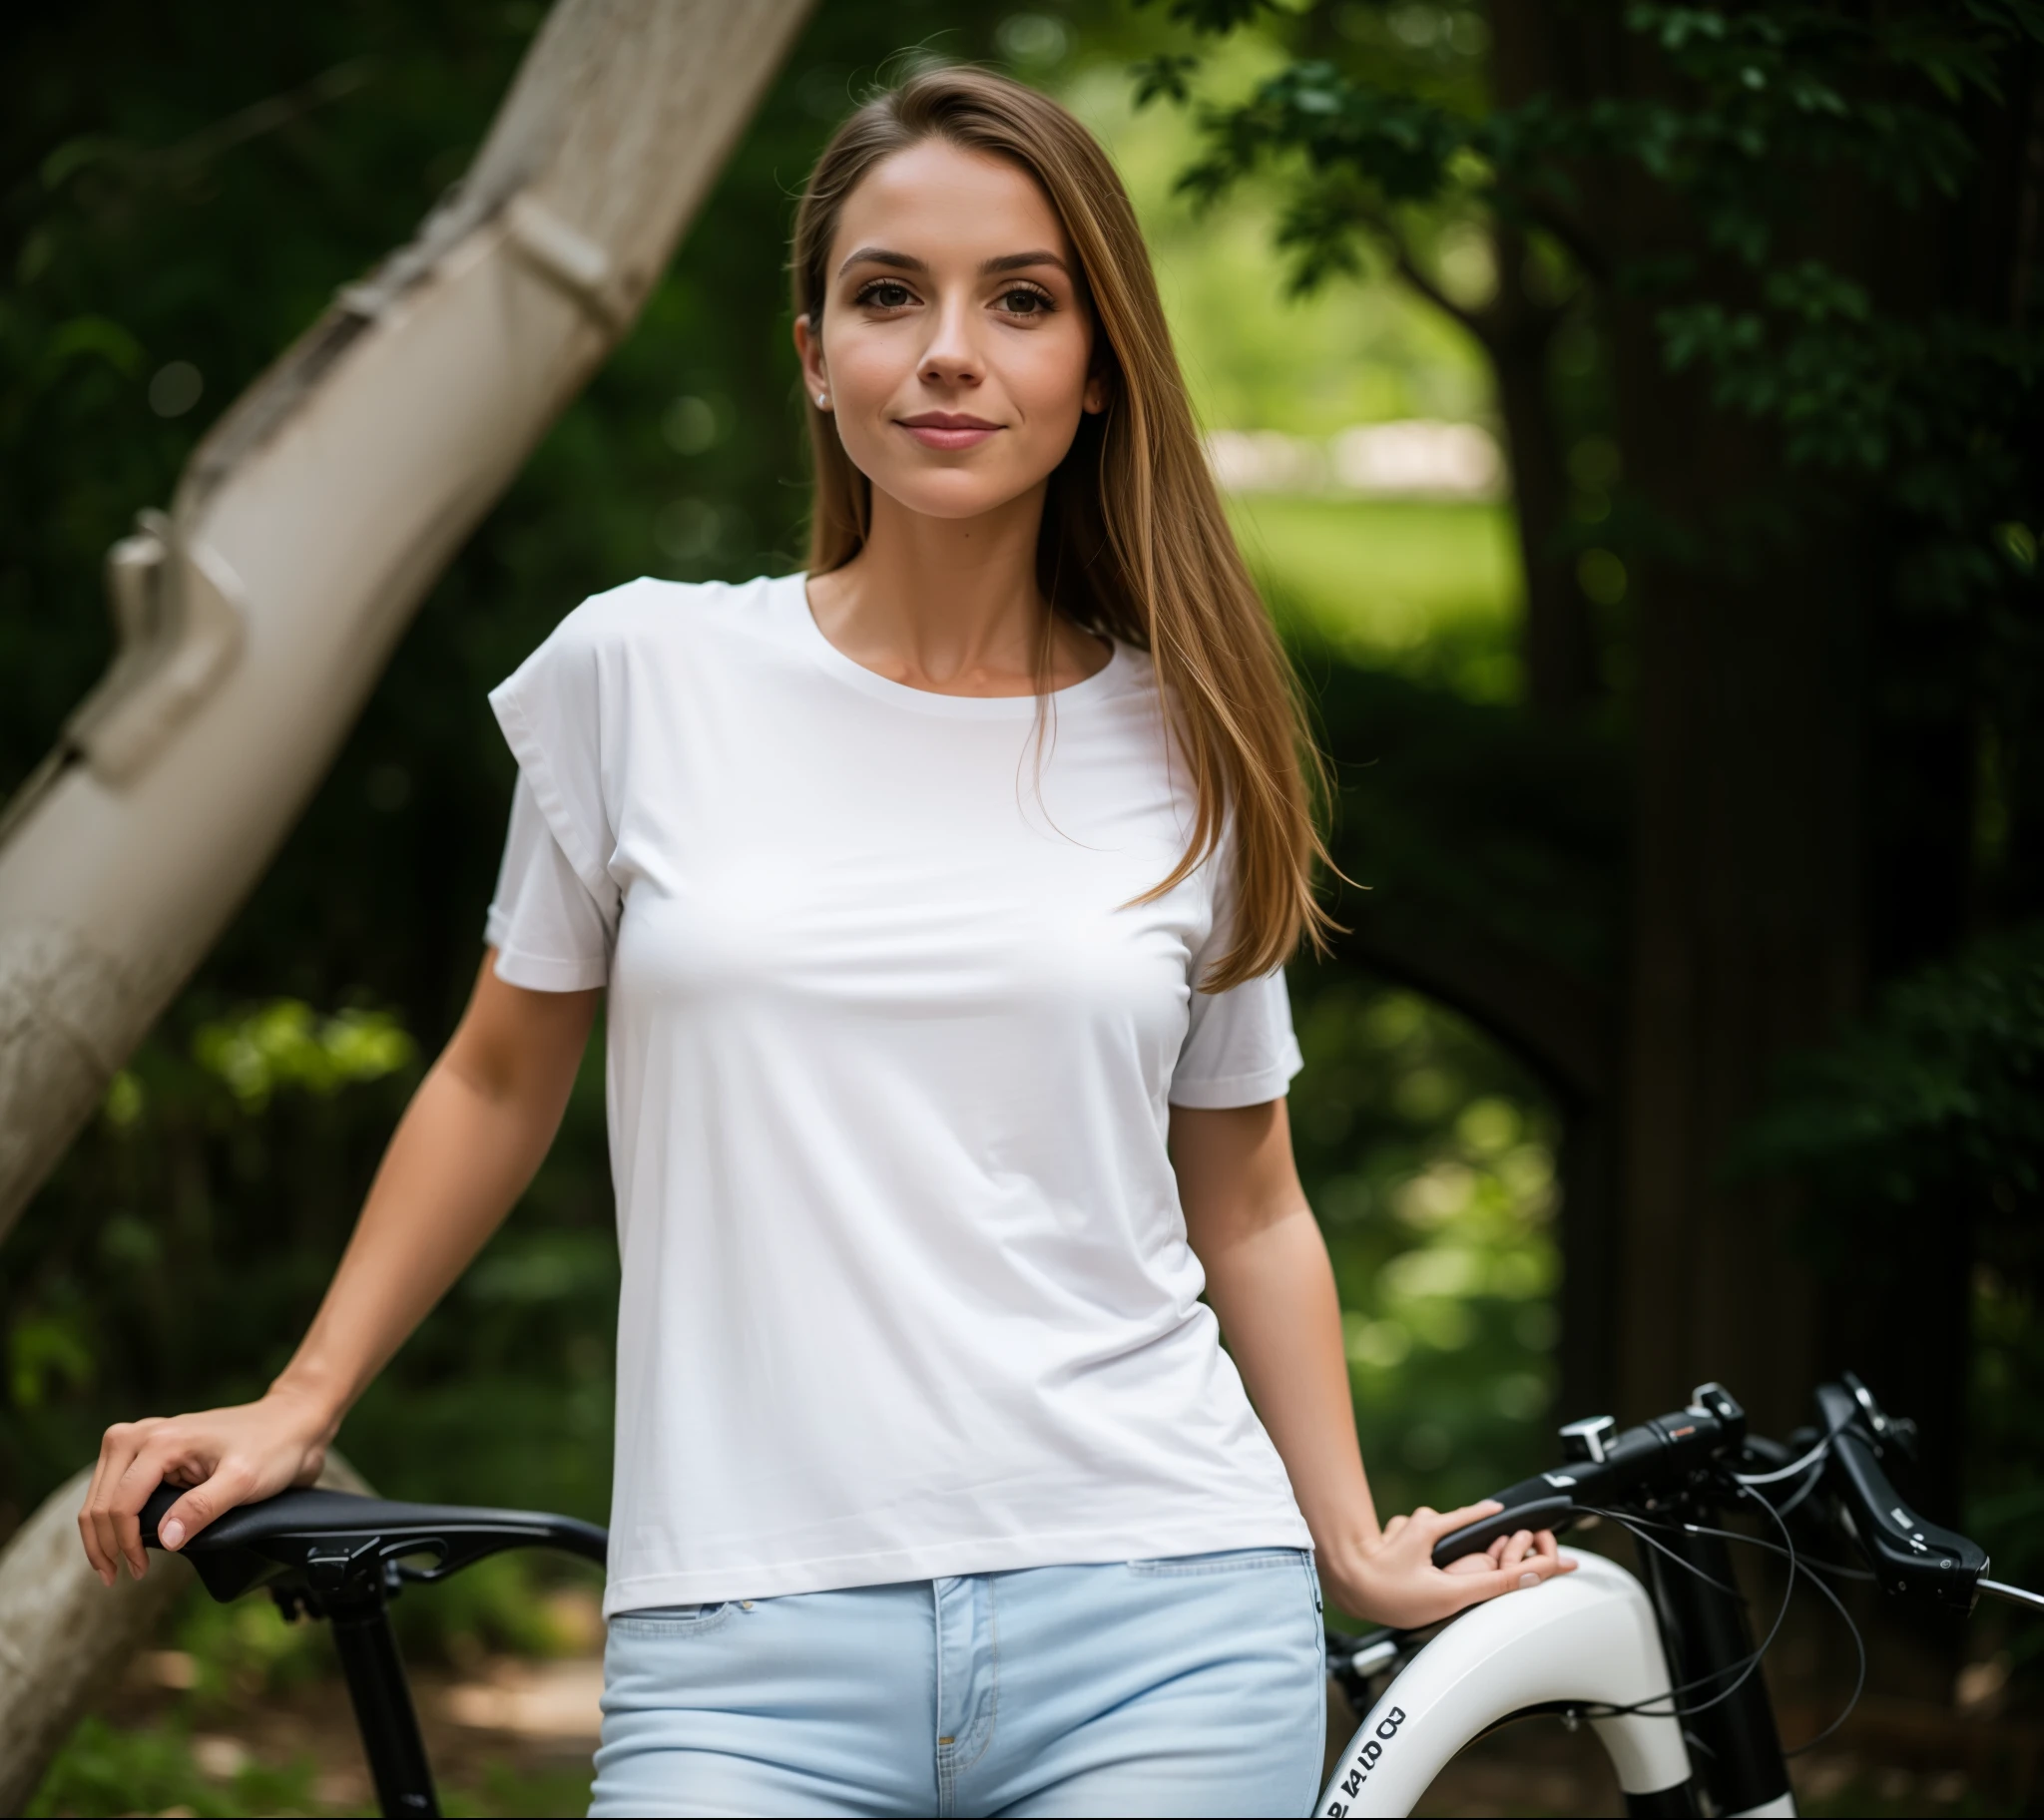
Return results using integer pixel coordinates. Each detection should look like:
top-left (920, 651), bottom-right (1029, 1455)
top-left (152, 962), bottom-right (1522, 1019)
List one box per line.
top-left (297, 1561), bottom-right (439, 1819)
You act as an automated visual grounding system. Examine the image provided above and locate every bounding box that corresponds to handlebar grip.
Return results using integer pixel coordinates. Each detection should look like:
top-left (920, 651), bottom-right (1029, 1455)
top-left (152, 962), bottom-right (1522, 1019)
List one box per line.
top-left (1431, 1491), bottom-right (1576, 1568)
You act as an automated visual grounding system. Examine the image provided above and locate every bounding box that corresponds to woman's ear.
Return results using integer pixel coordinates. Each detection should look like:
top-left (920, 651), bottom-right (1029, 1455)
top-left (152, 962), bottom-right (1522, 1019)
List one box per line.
top-left (793, 310), bottom-right (828, 407)
top-left (1082, 335), bottom-right (1112, 416)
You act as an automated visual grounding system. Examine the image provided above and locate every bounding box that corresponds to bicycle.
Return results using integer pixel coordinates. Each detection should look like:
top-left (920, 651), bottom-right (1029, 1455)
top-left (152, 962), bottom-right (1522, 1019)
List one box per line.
top-left (139, 1371), bottom-right (2041, 1818)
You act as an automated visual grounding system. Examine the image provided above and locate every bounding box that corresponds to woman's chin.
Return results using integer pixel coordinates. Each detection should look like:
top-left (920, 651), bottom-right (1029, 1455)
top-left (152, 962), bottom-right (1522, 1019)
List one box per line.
top-left (865, 468), bottom-right (1051, 524)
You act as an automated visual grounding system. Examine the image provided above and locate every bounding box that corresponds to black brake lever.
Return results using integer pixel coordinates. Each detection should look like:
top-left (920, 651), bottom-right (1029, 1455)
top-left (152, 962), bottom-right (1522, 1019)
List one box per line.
top-left (1815, 1383), bottom-right (1985, 1612)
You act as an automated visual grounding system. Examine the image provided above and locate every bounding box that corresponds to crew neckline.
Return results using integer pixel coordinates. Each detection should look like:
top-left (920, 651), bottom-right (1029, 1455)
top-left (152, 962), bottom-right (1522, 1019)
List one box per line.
top-left (782, 573), bottom-right (1124, 718)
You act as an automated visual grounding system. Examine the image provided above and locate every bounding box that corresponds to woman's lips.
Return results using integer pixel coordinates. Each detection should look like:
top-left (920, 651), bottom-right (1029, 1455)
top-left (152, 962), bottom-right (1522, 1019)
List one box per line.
top-left (898, 412), bottom-right (1001, 451)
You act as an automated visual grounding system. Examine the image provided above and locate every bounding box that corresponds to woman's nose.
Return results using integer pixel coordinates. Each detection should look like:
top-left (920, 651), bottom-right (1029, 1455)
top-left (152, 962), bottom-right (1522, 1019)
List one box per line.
top-left (919, 294), bottom-right (981, 388)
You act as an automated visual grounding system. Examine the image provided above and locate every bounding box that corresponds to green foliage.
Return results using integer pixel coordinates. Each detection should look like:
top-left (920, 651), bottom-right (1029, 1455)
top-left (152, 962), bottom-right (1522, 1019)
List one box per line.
top-left (190, 1001), bottom-right (416, 1114)
top-left (1230, 496), bottom-right (1521, 697)
top-left (1732, 925), bottom-right (2044, 1666)
top-left (1735, 924), bottom-right (2044, 1224)
top-left (1289, 979), bottom-right (1562, 1539)
top-left (1065, 54), bottom-right (1498, 440)
top-left (27, 1714), bottom-right (316, 1820)
top-left (1136, 0), bottom-right (2044, 715)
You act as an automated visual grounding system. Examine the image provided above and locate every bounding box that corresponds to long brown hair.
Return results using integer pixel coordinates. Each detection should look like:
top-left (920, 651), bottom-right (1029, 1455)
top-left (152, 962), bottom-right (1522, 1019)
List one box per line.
top-left (790, 65), bottom-right (1334, 990)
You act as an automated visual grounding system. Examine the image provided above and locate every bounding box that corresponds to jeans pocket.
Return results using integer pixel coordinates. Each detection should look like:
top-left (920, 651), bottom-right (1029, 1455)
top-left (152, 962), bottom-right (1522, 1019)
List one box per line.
top-left (1126, 1547), bottom-right (1308, 1578)
top-left (608, 1600), bottom-right (737, 1637)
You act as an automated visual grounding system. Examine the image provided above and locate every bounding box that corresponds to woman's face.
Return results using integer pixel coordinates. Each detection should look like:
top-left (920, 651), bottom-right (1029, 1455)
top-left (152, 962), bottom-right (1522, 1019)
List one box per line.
top-left (797, 138), bottom-right (1105, 524)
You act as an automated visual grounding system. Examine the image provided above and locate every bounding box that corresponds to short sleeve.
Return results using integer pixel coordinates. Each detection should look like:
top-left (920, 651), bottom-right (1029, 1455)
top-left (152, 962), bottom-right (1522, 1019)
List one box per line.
top-left (485, 606), bottom-right (624, 992)
top-left (1170, 970), bottom-right (1302, 1108)
top-left (1168, 849), bottom-right (1304, 1109)
top-left (488, 611), bottom-right (617, 898)
top-left (485, 775), bottom-right (616, 990)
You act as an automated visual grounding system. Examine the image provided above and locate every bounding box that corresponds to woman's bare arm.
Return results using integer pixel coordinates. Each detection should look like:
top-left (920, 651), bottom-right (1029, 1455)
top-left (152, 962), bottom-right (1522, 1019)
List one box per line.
top-left (79, 956), bottom-right (598, 1585)
top-left (1173, 1098), bottom-right (1573, 1628)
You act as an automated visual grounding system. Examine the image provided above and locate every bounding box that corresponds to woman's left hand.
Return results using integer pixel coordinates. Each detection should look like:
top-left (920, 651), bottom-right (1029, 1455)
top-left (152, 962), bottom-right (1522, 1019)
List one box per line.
top-left (1319, 1501), bottom-right (1576, 1630)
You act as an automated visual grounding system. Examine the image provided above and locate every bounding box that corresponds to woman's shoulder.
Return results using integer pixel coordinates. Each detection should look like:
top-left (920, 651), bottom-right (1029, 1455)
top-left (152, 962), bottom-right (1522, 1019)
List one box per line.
top-left (538, 572), bottom-right (796, 663)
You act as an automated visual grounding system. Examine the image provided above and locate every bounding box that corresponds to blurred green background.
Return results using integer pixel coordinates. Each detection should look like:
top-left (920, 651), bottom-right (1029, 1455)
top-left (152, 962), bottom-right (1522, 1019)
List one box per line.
top-left (3, 1), bottom-right (2038, 1814)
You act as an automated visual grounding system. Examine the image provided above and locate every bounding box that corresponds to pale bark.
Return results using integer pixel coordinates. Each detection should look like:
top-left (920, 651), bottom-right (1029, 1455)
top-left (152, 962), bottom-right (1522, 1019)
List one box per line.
top-left (0, 1452), bottom-right (371, 1811)
top-left (0, 0), bottom-right (814, 1243)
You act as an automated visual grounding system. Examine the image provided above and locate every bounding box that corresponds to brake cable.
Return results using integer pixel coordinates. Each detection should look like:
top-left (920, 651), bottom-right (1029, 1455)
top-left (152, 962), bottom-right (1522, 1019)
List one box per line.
top-left (1560, 1486), bottom-right (1801, 1724)
top-left (1577, 1505), bottom-right (1743, 1599)
top-left (1606, 1508), bottom-right (1876, 1585)
top-left (1658, 1513), bottom-right (1869, 1755)
top-left (1730, 1404), bottom-right (1851, 1488)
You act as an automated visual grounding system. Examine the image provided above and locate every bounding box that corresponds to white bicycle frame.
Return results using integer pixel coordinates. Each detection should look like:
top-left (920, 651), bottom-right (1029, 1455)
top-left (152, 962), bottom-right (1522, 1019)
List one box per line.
top-left (1317, 1549), bottom-right (1795, 1819)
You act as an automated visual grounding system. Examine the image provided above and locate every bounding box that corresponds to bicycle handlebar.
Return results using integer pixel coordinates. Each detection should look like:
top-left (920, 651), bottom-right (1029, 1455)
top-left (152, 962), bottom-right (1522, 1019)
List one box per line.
top-left (1433, 1375), bottom-right (1992, 1616)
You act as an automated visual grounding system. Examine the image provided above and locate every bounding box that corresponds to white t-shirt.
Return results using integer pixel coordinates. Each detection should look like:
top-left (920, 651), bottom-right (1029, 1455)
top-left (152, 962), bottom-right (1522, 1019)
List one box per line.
top-left (485, 572), bottom-right (1310, 1614)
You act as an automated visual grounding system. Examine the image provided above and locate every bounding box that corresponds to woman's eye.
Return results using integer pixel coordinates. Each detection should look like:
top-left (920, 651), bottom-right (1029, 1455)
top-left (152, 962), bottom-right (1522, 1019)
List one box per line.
top-left (859, 280), bottom-right (914, 309)
top-left (999, 287), bottom-right (1051, 315)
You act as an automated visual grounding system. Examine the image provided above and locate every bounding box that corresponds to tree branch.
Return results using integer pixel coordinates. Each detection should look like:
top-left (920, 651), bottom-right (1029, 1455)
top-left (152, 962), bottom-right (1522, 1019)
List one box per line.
top-left (1494, 178), bottom-right (1611, 286)
top-left (1355, 205), bottom-right (1493, 341)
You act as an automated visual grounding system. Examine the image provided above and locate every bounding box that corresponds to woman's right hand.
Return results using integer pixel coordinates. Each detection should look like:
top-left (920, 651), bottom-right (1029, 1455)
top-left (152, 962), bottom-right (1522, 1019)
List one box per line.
top-left (77, 1385), bottom-right (335, 1586)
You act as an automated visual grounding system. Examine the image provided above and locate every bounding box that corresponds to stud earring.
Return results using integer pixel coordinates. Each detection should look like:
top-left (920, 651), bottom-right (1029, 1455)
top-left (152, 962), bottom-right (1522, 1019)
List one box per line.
top-left (816, 392), bottom-right (828, 408)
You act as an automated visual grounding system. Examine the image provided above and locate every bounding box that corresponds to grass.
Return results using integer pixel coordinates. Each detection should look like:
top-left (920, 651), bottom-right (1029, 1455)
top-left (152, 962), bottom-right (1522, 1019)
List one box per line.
top-left (1226, 495), bottom-right (1524, 702)
top-left (27, 1716), bottom-right (319, 1819)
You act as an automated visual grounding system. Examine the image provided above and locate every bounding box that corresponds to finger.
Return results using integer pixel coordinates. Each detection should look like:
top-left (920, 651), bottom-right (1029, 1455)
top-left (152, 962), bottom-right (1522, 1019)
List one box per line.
top-left (86, 1423), bottom-right (150, 1585)
top-left (1535, 1532), bottom-right (1578, 1572)
top-left (1454, 1565), bottom-right (1544, 1610)
top-left (1380, 1513), bottom-right (1409, 1541)
top-left (1421, 1500), bottom-right (1504, 1536)
top-left (1459, 1543), bottom-right (1578, 1609)
top-left (156, 1464), bottom-right (254, 1554)
top-left (1496, 1529), bottom-right (1535, 1573)
top-left (108, 1446), bottom-right (176, 1581)
top-left (79, 1428), bottom-right (126, 1585)
top-left (84, 1423), bottom-right (144, 1583)
top-left (1506, 1546), bottom-right (1572, 1591)
top-left (79, 1444), bottom-right (120, 1587)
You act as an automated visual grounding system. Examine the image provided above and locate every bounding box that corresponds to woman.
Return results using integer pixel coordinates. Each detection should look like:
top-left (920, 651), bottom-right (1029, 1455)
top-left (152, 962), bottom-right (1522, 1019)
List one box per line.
top-left (80, 66), bottom-right (1569, 1818)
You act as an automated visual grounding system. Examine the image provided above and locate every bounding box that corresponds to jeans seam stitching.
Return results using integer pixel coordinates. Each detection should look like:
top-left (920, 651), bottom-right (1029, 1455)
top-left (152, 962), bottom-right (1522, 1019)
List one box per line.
top-left (954, 1576), bottom-right (999, 1776)
top-left (932, 1581), bottom-right (954, 1817)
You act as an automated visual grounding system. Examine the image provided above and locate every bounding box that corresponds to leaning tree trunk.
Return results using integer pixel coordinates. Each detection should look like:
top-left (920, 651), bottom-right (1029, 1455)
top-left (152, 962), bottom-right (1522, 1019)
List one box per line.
top-left (0, 0), bottom-right (814, 1249)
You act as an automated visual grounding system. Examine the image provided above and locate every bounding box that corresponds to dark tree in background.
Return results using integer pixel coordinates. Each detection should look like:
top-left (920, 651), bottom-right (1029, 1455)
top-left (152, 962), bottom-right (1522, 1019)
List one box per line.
top-left (1137, 0), bottom-right (2043, 1554)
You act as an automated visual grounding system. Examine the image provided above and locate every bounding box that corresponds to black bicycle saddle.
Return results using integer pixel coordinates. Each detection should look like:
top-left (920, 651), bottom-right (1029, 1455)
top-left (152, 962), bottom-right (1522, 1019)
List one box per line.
top-left (140, 1483), bottom-right (608, 1605)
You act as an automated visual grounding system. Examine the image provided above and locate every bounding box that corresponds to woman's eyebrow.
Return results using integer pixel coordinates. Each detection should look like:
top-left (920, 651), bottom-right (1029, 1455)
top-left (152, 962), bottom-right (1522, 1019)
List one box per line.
top-left (983, 249), bottom-right (1070, 276)
top-left (837, 245), bottom-right (926, 276)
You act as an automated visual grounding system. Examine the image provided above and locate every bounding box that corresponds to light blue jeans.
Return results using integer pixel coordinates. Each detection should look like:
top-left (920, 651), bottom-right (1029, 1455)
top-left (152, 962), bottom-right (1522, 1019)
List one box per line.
top-left (589, 1548), bottom-right (1326, 1818)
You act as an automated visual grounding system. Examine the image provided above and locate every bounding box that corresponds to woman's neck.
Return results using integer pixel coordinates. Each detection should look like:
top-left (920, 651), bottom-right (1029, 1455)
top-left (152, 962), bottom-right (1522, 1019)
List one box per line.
top-left (805, 483), bottom-right (1107, 696)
